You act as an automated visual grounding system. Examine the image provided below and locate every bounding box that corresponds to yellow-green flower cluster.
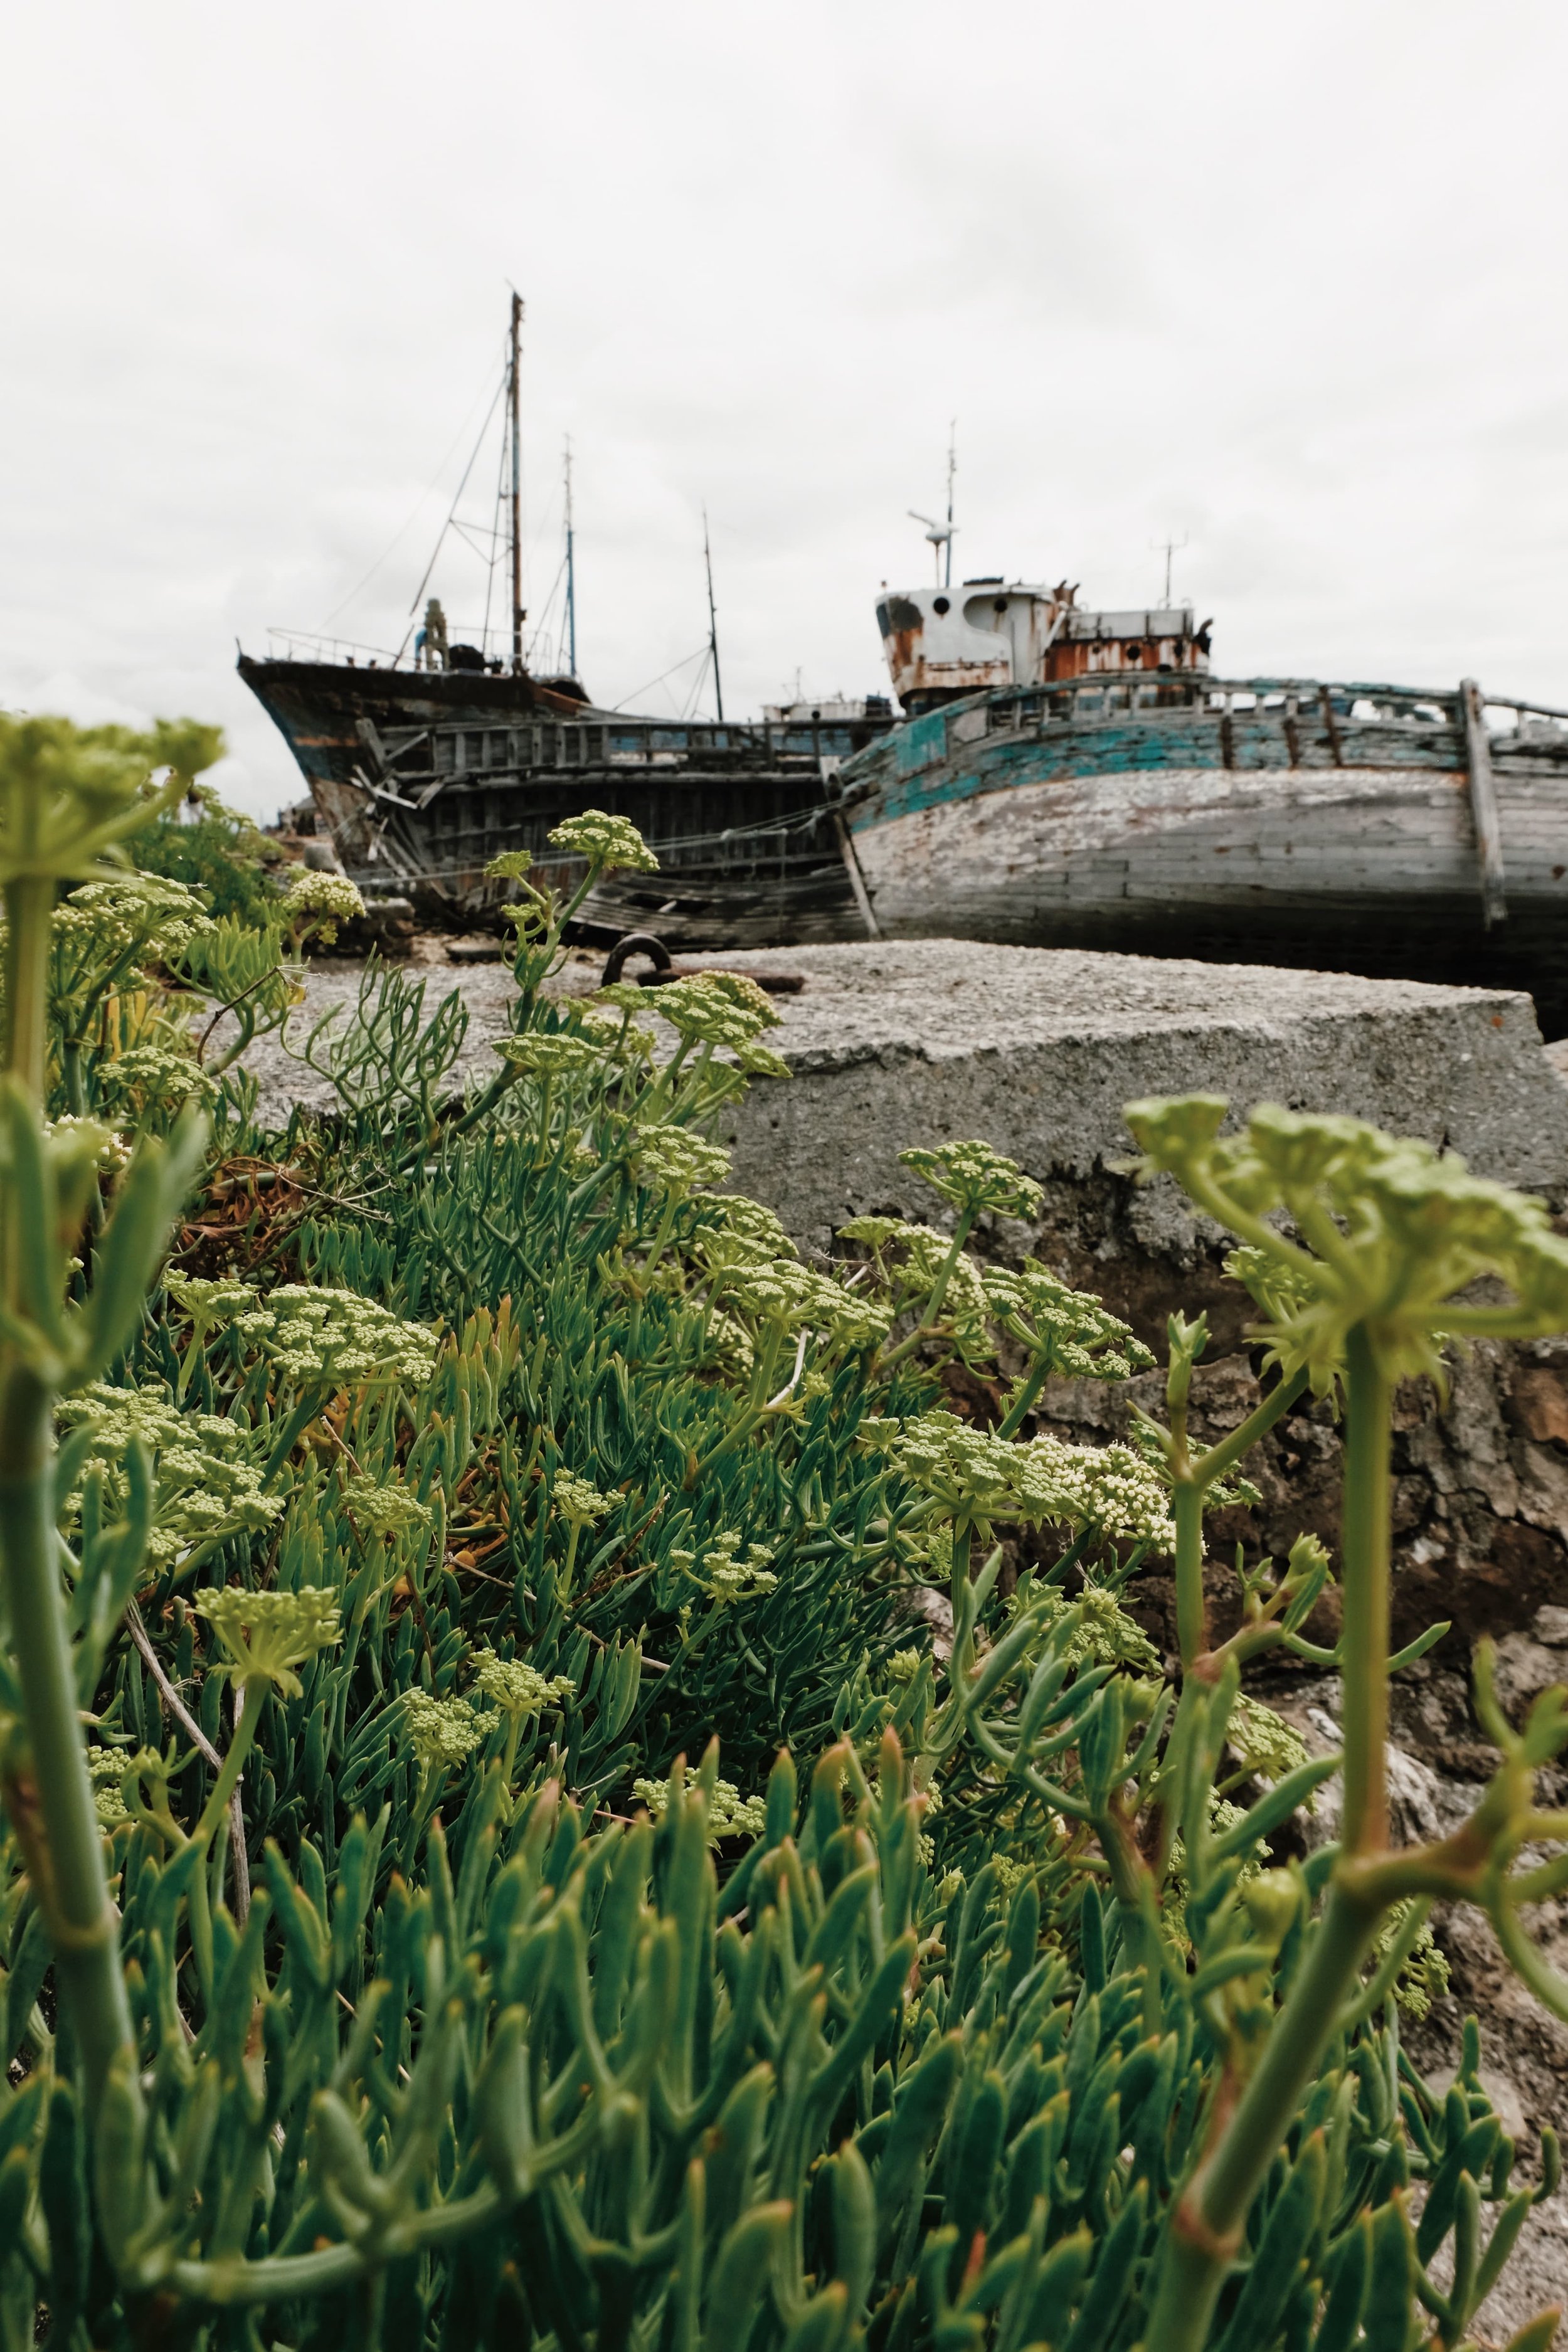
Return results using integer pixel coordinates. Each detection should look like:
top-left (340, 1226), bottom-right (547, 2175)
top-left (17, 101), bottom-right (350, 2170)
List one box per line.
top-left (546, 810), bottom-right (660, 872)
top-left (670, 1530), bottom-right (778, 1606)
top-left (0, 713), bottom-right (215, 886)
top-left (342, 1476), bottom-right (433, 1539)
top-left (633, 1775), bottom-right (767, 1843)
top-left (900, 1138), bottom-right (1044, 1222)
top-left (578, 1002), bottom-right (656, 1061)
top-left (1011, 1582), bottom-right (1162, 1675)
top-left (97, 1044), bottom-right (218, 1113)
top-left (196, 1584), bottom-right (342, 1698)
top-left (715, 1254), bottom-right (893, 1350)
top-left (494, 1030), bottom-right (612, 1076)
top-left (691, 1194), bottom-right (796, 1273)
top-left (54, 874), bottom-right (216, 964)
top-left (470, 1648), bottom-right (575, 1717)
top-left (632, 1124), bottom-right (732, 1199)
top-left (552, 1472), bottom-right (613, 1528)
top-left (633, 972), bottom-right (781, 1054)
top-left (166, 1273), bottom-right (257, 1333)
top-left (235, 1286), bottom-right (440, 1389)
top-left (58, 1382), bottom-right (282, 1563)
top-left (1126, 1093), bottom-right (1568, 1387)
top-left (1226, 1694), bottom-right (1311, 1785)
top-left (405, 1691), bottom-right (485, 1772)
top-left (1374, 1901), bottom-right (1452, 2020)
top-left (284, 869), bottom-right (364, 943)
top-left (983, 1261), bottom-right (1155, 1382)
top-left (878, 1223), bottom-right (992, 1352)
top-left (87, 1747), bottom-right (130, 1828)
top-left (893, 1412), bottom-right (1174, 1547)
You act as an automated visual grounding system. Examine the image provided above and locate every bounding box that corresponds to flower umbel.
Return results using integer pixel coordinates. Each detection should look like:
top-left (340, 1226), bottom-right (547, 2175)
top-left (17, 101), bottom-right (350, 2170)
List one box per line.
top-left (1125, 1094), bottom-right (1568, 1387)
top-left (546, 811), bottom-right (660, 873)
top-left (195, 1585), bottom-right (342, 1699)
top-left (900, 1139), bottom-right (1044, 1223)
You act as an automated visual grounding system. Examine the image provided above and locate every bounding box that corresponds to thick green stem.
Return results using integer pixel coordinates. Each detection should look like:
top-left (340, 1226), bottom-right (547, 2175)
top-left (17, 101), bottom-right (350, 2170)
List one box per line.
top-left (994, 1357), bottom-right (1051, 1443)
top-left (3, 877), bottom-right (52, 1105)
top-left (0, 873), bottom-right (135, 2118)
top-left (1172, 1365), bottom-right (1310, 1676)
top-left (877, 1211), bottom-right (977, 1374)
top-left (1147, 1331), bottom-right (1392, 2351)
top-left (193, 1682), bottom-right (262, 1851)
top-left (1172, 1482), bottom-right (1207, 1670)
top-left (1146, 1880), bottom-right (1379, 2352)
top-left (0, 1367), bottom-right (134, 2116)
top-left (1191, 1364), bottom-right (1308, 1490)
top-left (1340, 1323), bottom-right (1391, 1856)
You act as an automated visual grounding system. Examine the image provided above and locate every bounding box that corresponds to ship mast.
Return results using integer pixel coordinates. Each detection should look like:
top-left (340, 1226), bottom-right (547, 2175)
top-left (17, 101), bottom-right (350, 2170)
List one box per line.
top-left (564, 437), bottom-right (577, 679)
top-left (703, 506), bottom-right (724, 724)
top-left (509, 292), bottom-right (524, 674)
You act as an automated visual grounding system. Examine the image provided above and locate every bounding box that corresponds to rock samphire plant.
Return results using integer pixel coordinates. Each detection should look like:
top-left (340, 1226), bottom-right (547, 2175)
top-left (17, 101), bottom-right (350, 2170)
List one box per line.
top-left (0, 722), bottom-right (1563, 2348)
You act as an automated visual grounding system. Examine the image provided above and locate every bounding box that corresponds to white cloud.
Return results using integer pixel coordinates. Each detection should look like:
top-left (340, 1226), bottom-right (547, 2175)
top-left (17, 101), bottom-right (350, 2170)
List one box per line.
top-left (3, 0), bottom-right (1566, 816)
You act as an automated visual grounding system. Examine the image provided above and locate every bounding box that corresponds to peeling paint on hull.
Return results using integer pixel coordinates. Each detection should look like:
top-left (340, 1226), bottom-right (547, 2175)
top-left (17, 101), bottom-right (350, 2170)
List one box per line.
top-left (842, 684), bottom-right (1568, 1030)
top-left (853, 763), bottom-right (1480, 926)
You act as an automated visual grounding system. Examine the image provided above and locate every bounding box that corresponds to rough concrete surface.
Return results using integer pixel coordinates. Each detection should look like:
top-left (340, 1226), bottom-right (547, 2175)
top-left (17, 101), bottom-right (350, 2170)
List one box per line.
top-left (240, 940), bottom-right (1568, 1229)
top-left (709, 941), bottom-right (1568, 1251)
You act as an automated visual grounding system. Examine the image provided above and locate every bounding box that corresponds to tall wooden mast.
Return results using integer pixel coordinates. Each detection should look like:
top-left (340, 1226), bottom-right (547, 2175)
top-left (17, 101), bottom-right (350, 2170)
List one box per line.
top-left (564, 437), bottom-right (577, 679)
top-left (703, 506), bottom-right (724, 723)
top-left (509, 292), bottom-right (524, 674)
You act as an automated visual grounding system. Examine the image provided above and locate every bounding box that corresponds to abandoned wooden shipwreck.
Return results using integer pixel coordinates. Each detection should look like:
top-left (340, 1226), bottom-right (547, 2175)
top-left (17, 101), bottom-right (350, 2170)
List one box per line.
top-left (837, 577), bottom-right (1568, 1030)
top-left (240, 651), bottom-right (895, 948)
top-left (243, 575), bottom-right (1568, 1029)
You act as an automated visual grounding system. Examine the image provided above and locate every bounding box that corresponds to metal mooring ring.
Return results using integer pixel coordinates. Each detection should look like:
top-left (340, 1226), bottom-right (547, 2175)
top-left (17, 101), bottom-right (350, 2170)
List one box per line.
top-left (601, 931), bottom-right (674, 986)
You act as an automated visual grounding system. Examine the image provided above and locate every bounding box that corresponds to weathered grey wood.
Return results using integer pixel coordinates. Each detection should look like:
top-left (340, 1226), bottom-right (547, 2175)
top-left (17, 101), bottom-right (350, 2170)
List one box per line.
top-left (1461, 677), bottom-right (1509, 927)
top-left (832, 809), bottom-right (882, 939)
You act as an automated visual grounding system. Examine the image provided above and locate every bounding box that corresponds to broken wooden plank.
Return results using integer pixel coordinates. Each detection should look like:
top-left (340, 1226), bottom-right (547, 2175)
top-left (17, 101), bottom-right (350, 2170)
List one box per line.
top-left (1461, 678), bottom-right (1508, 928)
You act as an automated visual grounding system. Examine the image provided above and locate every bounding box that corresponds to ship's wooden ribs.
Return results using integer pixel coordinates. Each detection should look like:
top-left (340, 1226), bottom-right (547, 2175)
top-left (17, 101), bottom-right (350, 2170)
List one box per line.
top-left (832, 810), bottom-right (882, 939)
top-left (1319, 686), bottom-right (1345, 766)
top-left (1461, 677), bottom-right (1508, 928)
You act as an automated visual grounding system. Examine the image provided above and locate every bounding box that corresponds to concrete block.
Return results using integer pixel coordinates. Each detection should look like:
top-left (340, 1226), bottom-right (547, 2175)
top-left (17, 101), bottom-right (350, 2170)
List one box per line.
top-left (709, 941), bottom-right (1568, 1250)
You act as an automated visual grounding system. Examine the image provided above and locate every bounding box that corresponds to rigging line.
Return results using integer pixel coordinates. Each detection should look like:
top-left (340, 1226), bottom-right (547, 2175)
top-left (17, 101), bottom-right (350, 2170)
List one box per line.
top-left (681, 645), bottom-right (714, 723)
top-left (450, 521), bottom-right (503, 559)
top-left (610, 646), bottom-right (712, 711)
top-left (396, 369), bottom-right (509, 660)
top-left (319, 338), bottom-right (507, 632)
top-left (526, 549), bottom-right (571, 664)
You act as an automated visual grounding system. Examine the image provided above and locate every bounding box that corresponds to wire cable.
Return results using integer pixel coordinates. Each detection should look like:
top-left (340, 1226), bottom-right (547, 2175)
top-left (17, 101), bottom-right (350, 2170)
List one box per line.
top-left (396, 369), bottom-right (509, 661)
top-left (318, 339), bottom-right (506, 632)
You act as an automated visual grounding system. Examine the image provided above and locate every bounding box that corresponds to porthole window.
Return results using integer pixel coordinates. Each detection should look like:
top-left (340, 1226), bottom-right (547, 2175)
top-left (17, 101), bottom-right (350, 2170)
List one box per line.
top-left (933, 595), bottom-right (950, 615)
top-left (993, 596), bottom-right (1009, 613)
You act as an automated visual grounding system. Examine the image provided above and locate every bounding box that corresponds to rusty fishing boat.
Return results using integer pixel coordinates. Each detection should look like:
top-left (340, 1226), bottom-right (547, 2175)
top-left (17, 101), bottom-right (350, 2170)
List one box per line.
top-left (832, 577), bottom-right (1568, 1032)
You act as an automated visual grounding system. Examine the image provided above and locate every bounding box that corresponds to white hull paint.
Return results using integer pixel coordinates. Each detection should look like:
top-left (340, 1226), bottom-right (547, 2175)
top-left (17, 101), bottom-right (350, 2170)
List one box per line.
top-left (849, 763), bottom-right (1503, 931)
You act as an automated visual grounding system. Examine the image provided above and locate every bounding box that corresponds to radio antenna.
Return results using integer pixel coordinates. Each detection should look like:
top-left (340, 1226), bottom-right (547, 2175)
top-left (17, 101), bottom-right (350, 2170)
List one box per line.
top-left (1150, 532), bottom-right (1189, 606)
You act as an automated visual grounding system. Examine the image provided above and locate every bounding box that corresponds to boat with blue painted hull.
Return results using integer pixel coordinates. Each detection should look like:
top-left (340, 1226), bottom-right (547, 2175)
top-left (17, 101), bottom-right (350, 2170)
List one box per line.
top-left (839, 582), bottom-right (1568, 1031)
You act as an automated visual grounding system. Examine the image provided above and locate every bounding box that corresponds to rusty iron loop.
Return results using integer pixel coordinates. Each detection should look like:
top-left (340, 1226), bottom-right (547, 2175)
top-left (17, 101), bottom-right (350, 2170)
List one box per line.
top-left (601, 931), bottom-right (673, 986)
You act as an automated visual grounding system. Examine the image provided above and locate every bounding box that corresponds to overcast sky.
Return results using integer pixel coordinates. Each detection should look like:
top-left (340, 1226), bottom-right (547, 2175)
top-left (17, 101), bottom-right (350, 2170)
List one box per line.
top-left (3, 0), bottom-right (1565, 817)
